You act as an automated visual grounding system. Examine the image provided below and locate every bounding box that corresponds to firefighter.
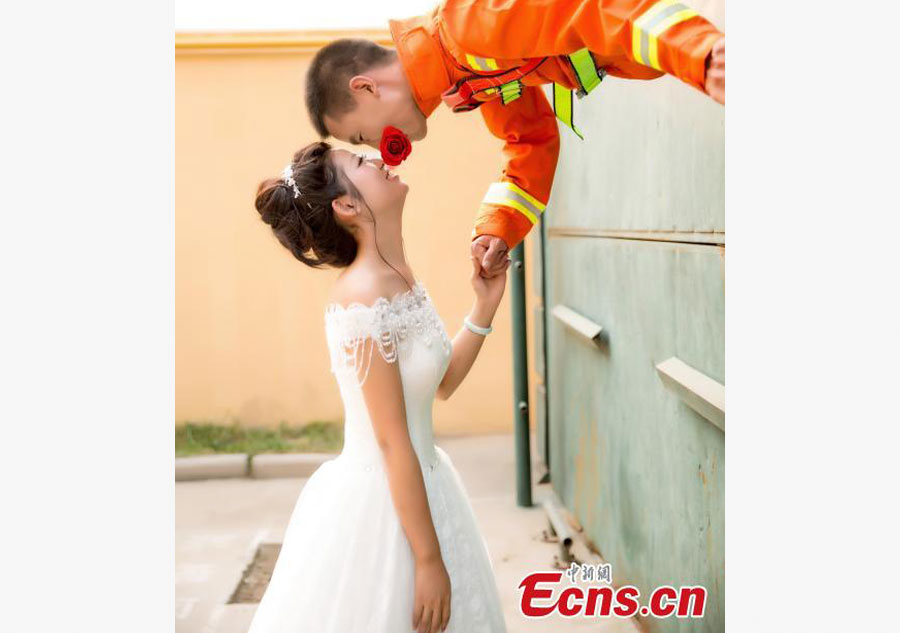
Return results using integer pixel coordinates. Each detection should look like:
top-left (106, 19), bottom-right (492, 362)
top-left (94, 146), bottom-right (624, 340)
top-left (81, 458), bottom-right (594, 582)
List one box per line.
top-left (305, 0), bottom-right (725, 278)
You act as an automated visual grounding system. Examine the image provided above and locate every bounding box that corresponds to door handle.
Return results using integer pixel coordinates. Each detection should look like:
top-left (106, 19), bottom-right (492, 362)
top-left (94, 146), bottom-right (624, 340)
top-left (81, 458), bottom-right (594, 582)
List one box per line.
top-left (655, 357), bottom-right (725, 432)
top-left (551, 304), bottom-right (604, 346)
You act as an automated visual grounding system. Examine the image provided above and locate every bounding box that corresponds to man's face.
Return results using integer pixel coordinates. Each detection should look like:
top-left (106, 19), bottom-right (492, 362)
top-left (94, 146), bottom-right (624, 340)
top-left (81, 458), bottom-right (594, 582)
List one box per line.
top-left (324, 80), bottom-right (427, 150)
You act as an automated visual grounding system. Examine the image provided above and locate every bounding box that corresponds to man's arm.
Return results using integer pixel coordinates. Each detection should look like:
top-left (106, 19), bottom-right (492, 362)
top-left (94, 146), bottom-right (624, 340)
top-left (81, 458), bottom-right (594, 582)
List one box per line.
top-left (471, 84), bottom-right (560, 273)
top-left (440, 0), bottom-right (723, 94)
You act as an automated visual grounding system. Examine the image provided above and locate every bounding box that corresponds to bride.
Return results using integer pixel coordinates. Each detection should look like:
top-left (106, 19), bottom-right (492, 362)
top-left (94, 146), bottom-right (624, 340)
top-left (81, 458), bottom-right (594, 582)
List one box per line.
top-left (248, 140), bottom-right (510, 633)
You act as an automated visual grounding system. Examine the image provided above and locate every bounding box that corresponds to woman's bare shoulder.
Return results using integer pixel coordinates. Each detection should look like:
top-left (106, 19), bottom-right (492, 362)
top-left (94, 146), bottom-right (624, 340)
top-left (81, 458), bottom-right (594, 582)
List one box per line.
top-left (329, 268), bottom-right (413, 309)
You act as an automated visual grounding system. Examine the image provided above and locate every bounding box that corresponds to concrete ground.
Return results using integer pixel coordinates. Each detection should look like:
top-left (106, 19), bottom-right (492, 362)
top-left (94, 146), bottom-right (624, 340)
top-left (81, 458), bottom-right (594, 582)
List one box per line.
top-left (175, 433), bottom-right (641, 633)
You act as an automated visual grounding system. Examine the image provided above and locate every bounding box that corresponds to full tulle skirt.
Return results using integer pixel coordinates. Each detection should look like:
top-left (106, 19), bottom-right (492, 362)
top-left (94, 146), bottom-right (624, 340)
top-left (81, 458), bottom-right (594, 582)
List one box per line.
top-left (246, 445), bottom-right (507, 633)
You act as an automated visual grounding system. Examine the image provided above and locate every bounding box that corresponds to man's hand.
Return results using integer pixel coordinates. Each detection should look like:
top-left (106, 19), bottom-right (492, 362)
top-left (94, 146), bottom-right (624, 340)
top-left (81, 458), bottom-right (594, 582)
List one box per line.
top-left (471, 235), bottom-right (510, 279)
top-left (704, 37), bottom-right (725, 105)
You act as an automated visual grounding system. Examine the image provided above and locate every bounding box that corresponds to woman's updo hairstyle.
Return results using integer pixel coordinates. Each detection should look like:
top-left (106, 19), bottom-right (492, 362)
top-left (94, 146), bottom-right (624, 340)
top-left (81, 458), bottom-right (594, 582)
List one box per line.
top-left (254, 141), bottom-right (358, 268)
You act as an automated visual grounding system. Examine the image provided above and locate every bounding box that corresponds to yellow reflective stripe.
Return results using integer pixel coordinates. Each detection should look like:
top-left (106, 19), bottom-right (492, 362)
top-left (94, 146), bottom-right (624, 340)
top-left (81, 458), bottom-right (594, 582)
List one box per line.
top-left (632, 0), bottom-right (679, 64)
top-left (483, 187), bottom-right (538, 224)
top-left (465, 54), bottom-right (499, 71)
top-left (552, 83), bottom-right (584, 140)
top-left (499, 80), bottom-right (522, 104)
top-left (568, 48), bottom-right (602, 95)
top-left (647, 7), bottom-right (698, 69)
top-left (505, 182), bottom-right (545, 211)
top-left (632, 0), bottom-right (697, 70)
top-left (632, 23), bottom-right (643, 65)
top-left (482, 182), bottom-right (546, 224)
top-left (493, 199), bottom-right (537, 224)
top-left (635, 0), bottom-right (682, 28)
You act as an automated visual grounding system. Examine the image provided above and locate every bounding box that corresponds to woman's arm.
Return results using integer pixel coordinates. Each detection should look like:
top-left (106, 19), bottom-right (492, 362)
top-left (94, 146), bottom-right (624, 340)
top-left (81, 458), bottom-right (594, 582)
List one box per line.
top-left (357, 335), bottom-right (451, 633)
top-left (436, 255), bottom-right (510, 401)
top-left (436, 299), bottom-right (498, 401)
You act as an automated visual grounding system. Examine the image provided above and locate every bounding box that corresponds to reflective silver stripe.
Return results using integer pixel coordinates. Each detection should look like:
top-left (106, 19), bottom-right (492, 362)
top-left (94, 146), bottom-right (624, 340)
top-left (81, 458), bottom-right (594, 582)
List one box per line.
top-left (483, 182), bottom-right (545, 224)
top-left (465, 54), bottom-right (499, 71)
top-left (634, 1), bottom-right (698, 70)
top-left (480, 56), bottom-right (499, 70)
top-left (494, 181), bottom-right (546, 211)
top-left (641, 3), bottom-right (686, 66)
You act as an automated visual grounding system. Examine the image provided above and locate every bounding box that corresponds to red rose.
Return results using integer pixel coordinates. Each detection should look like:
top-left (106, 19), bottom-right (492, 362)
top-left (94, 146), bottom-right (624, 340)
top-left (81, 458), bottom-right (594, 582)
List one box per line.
top-left (379, 126), bottom-right (412, 166)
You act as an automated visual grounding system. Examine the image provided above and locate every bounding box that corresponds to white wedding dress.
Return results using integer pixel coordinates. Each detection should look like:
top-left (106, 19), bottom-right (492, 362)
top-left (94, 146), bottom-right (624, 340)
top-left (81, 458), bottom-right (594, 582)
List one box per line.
top-left (246, 280), bottom-right (508, 633)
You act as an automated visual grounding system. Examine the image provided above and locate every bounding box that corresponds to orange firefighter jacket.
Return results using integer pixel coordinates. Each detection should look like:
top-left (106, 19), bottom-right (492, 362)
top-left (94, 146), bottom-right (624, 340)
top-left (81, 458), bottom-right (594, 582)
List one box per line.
top-left (388, 0), bottom-right (724, 252)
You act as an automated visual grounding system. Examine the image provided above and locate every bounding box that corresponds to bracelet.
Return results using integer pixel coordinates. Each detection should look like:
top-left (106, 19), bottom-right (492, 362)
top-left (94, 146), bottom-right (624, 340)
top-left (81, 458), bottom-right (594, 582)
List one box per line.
top-left (464, 316), bottom-right (493, 336)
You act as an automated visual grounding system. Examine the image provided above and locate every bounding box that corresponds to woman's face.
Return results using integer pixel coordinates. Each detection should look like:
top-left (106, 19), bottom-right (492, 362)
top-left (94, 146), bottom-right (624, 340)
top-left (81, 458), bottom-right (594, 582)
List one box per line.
top-left (330, 148), bottom-right (408, 225)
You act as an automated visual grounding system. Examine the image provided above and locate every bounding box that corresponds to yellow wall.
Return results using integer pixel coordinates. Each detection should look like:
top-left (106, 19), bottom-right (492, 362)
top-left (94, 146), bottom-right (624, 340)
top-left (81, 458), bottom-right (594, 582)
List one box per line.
top-left (175, 31), bottom-right (538, 435)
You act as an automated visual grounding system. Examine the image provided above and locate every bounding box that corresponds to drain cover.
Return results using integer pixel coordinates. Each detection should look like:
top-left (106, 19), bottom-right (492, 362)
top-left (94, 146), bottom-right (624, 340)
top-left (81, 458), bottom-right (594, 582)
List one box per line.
top-left (228, 543), bottom-right (282, 604)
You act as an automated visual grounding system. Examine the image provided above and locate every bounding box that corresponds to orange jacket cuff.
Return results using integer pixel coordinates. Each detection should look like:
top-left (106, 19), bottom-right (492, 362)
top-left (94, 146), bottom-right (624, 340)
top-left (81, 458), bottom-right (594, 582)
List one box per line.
top-left (471, 204), bottom-right (535, 252)
top-left (685, 31), bottom-right (724, 93)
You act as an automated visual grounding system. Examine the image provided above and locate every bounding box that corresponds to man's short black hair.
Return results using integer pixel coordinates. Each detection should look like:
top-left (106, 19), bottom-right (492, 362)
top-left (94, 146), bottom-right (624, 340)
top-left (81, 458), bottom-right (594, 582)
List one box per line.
top-left (305, 39), bottom-right (397, 138)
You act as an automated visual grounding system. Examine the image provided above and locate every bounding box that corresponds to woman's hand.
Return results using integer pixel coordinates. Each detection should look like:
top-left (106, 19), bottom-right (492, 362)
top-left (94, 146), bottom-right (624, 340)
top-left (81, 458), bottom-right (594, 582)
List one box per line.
top-left (413, 555), bottom-right (452, 633)
top-left (470, 254), bottom-right (509, 311)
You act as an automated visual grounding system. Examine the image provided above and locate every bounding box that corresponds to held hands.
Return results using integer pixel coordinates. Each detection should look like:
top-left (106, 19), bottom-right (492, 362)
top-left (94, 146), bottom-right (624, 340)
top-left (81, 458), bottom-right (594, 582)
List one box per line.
top-left (413, 555), bottom-right (452, 633)
top-left (470, 250), bottom-right (509, 311)
top-left (471, 235), bottom-right (510, 279)
top-left (704, 37), bottom-right (725, 105)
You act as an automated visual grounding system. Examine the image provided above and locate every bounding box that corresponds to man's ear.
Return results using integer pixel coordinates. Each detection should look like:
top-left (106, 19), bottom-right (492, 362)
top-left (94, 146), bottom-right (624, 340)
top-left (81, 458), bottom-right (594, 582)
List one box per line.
top-left (348, 75), bottom-right (377, 97)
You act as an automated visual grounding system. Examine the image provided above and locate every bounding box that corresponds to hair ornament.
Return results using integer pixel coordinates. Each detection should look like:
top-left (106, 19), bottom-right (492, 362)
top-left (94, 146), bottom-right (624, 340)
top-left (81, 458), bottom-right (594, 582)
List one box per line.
top-left (281, 164), bottom-right (302, 199)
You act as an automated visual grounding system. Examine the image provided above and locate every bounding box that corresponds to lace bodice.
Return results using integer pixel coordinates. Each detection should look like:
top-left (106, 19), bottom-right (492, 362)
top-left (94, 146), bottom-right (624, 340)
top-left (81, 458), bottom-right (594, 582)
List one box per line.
top-left (323, 280), bottom-right (453, 470)
top-left (319, 283), bottom-right (506, 633)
